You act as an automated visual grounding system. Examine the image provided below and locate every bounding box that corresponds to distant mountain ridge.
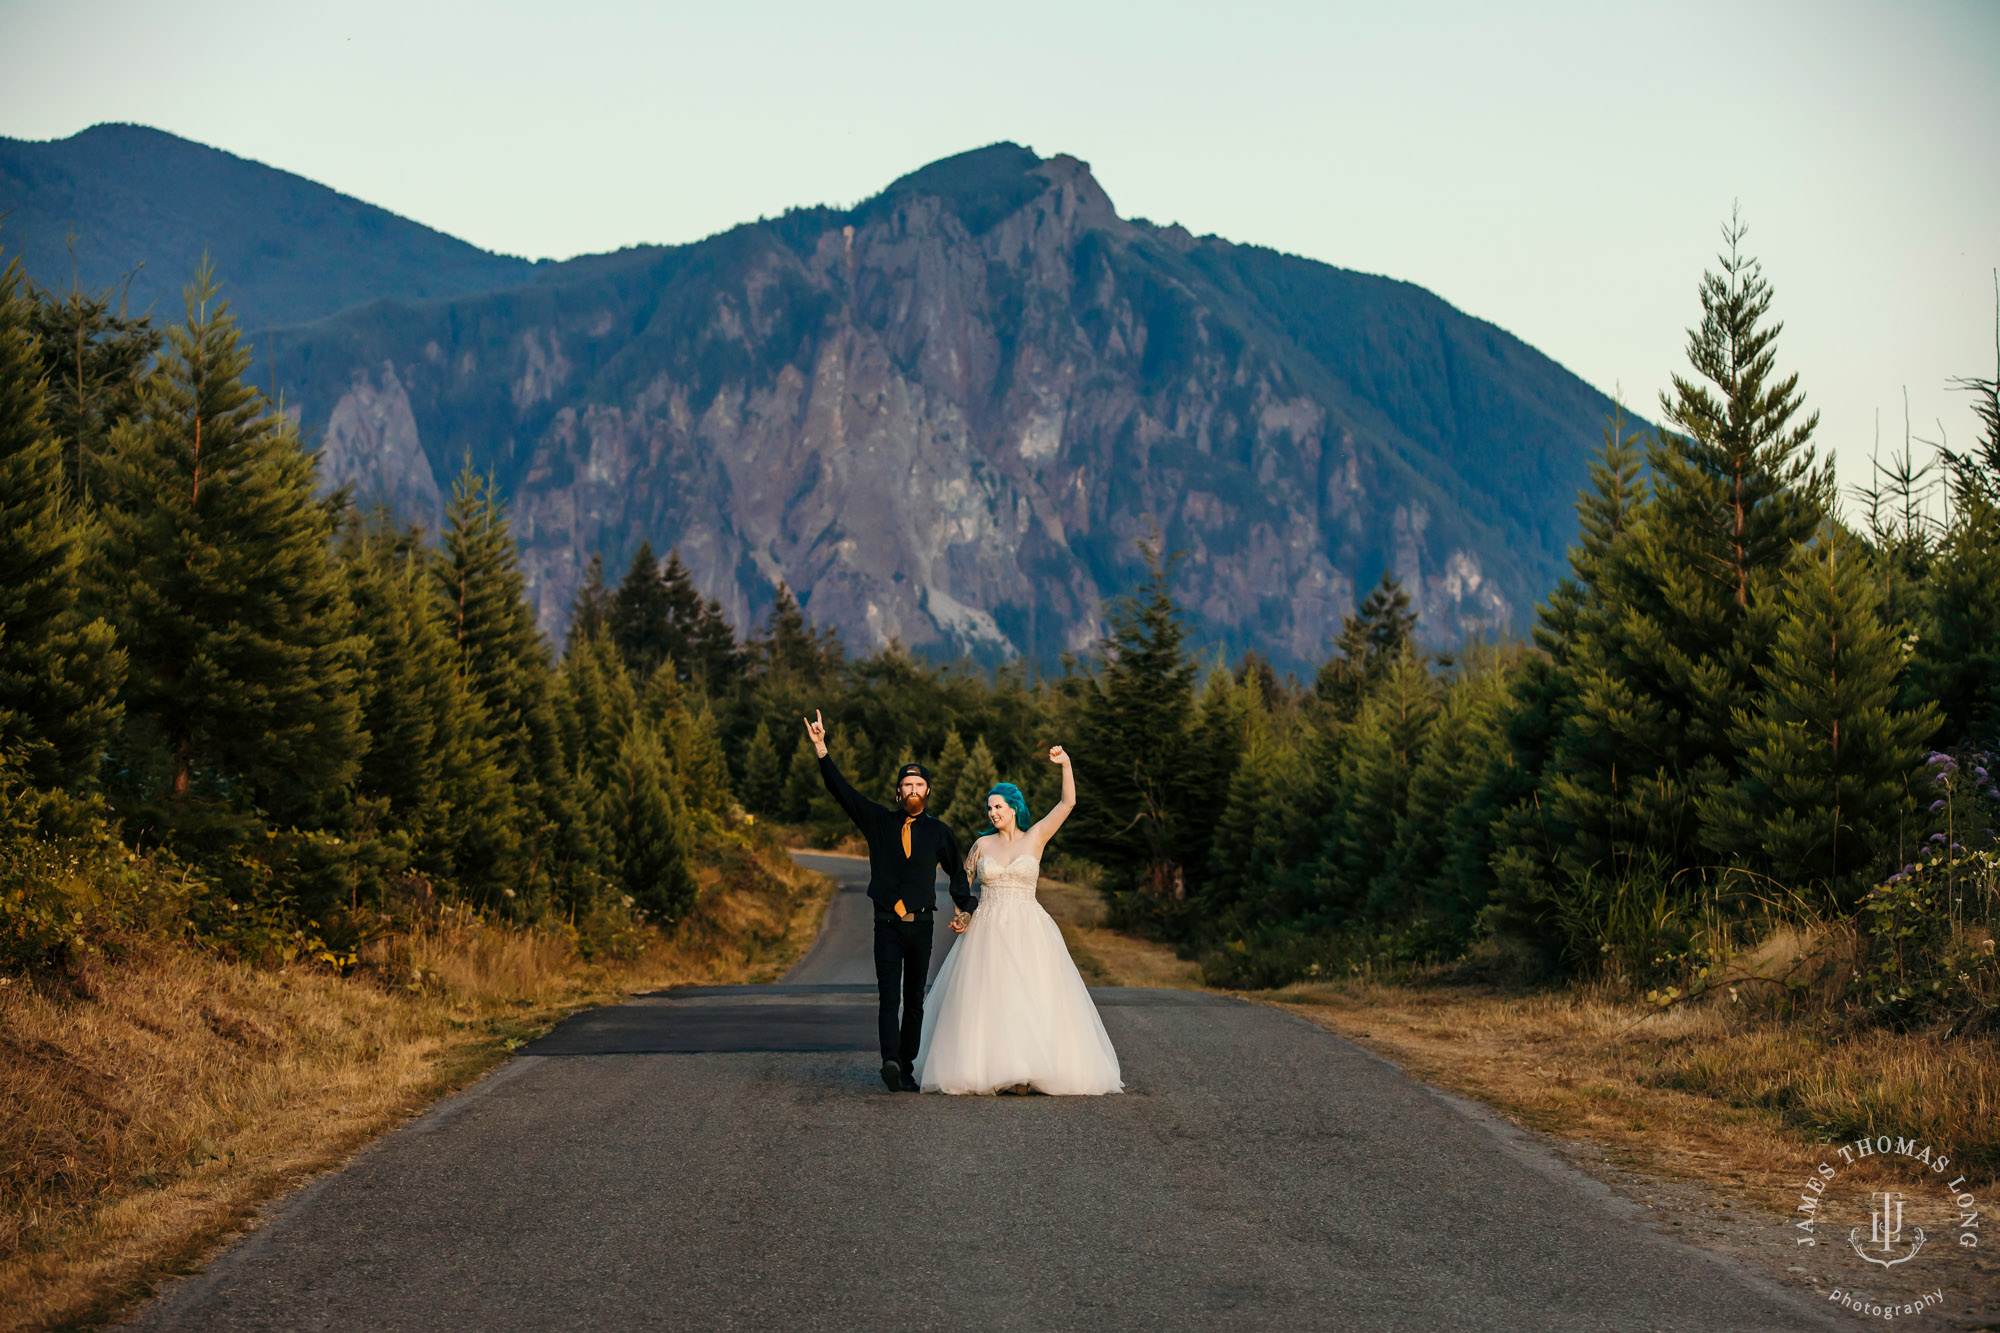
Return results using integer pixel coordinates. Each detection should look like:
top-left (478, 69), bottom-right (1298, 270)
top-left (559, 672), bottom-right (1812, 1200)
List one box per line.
top-left (0, 123), bottom-right (540, 329)
top-left (4, 126), bottom-right (1636, 669)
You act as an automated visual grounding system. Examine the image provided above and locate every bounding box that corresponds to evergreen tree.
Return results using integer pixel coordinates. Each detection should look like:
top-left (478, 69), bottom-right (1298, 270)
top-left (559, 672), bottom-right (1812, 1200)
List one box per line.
top-left (1911, 358), bottom-right (2000, 746)
top-left (1069, 538), bottom-right (1199, 901)
top-left (1325, 645), bottom-right (1437, 922)
top-left (959, 735), bottom-right (1001, 833)
top-left (739, 721), bottom-right (784, 816)
top-left (28, 270), bottom-right (159, 505)
top-left (1200, 673), bottom-right (1276, 916)
top-left (755, 581), bottom-right (834, 683)
top-left (931, 727), bottom-right (970, 825)
top-left (1314, 574), bottom-right (1418, 722)
top-left (781, 731), bottom-right (821, 822)
top-left (1381, 645), bottom-right (1520, 944)
top-left (570, 552), bottom-right (611, 642)
top-left (343, 516), bottom-right (517, 894)
top-left (599, 721), bottom-right (696, 924)
top-left (1535, 220), bottom-right (1827, 898)
top-left (687, 593), bottom-right (742, 689)
top-left (0, 254), bottom-right (124, 806)
top-left (97, 262), bottom-right (363, 840)
top-left (1699, 524), bottom-right (1936, 904)
top-left (608, 540), bottom-right (673, 678)
top-left (642, 664), bottom-right (732, 818)
top-left (441, 465), bottom-right (595, 906)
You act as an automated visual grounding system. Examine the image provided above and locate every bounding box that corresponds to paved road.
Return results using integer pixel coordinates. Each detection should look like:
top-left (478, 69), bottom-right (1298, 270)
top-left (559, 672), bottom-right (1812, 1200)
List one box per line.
top-left (129, 853), bottom-right (1841, 1331)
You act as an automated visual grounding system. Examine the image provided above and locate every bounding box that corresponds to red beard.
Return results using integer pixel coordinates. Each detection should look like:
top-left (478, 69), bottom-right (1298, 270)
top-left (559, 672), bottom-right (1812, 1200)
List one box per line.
top-left (900, 792), bottom-right (926, 814)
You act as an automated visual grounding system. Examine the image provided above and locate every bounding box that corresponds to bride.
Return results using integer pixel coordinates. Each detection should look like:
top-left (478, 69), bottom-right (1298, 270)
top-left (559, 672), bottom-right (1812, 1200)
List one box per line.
top-left (914, 745), bottom-right (1123, 1096)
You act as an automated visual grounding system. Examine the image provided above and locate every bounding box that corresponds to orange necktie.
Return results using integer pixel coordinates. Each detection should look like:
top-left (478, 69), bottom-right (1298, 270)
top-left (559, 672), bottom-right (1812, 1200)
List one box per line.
top-left (894, 816), bottom-right (916, 920)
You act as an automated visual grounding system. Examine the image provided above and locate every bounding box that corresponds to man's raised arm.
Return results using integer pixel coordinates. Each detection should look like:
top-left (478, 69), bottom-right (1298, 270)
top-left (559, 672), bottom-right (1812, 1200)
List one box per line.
top-left (804, 709), bottom-right (879, 828)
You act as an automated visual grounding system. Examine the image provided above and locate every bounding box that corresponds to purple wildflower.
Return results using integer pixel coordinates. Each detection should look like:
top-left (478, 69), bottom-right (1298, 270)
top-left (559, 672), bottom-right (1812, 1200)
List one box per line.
top-left (1886, 872), bottom-right (1906, 883)
top-left (1929, 832), bottom-right (1948, 843)
top-left (1976, 766), bottom-right (1991, 781)
top-left (1930, 798), bottom-right (1948, 811)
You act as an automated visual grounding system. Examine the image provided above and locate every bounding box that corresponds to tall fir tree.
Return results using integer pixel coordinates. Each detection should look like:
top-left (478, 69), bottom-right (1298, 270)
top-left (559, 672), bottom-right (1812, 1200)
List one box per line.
top-left (97, 262), bottom-right (362, 843)
top-left (1313, 574), bottom-right (1418, 722)
top-left (598, 720), bottom-right (696, 924)
top-left (0, 253), bottom-right (124, 810)
top-left (27, 270), bottom-right (159, 506)
top-left (1910, 356), bottom-right (2000, 747)
top-left (1698, 524), bottom-right (1937, 904)
top-left (570, 551), bottom-right (611, 642)
top-left (930, 727), bottom-right (970, 826)
top-left (1325, 644), bottom-right (1437, 923)
top-left (1537, 219), bottom-right (1827, 899)
top-left (441, 465), bottom-right (596, 906)
top-left (1069, 538), bottom-right (1199, 901)
top-left (608, 540), bottom-right (673, 679)
top-left (342, 516), bottom-right (518, 894)
top-left (958, 735), bottom-right (1001, 833)
top-left (739, 721), bottom-right (784, 815)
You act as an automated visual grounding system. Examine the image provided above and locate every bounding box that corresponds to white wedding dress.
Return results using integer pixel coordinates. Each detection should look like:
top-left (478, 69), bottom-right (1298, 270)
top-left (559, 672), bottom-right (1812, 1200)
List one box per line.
top-left (913, 845), bottom-right (1123, 1095)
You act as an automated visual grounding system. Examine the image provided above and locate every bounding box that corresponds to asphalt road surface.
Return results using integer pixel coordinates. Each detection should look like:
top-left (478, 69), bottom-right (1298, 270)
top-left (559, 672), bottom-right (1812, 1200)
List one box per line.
top-left (128, 852), bottom-right (1843, 1331)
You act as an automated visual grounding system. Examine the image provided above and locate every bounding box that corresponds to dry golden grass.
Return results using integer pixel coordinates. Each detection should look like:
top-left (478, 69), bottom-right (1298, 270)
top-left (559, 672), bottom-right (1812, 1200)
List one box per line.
top-left (1057, 915), bottom-right (1998, 1202)
top-left (0, 842), bottom-right (832, 1333)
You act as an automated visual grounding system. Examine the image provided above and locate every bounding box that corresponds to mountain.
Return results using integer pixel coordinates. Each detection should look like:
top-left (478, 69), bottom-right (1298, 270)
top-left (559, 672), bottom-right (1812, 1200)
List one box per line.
top-left (0, 123), bottom-right (538, 329)
top-left (8, 127), bottom-right (1634, 670)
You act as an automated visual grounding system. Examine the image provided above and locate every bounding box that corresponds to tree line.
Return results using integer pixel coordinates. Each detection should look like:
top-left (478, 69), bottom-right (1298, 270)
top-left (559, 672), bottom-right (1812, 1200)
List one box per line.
top-left (3, 224), bottom-right (1996, 1032)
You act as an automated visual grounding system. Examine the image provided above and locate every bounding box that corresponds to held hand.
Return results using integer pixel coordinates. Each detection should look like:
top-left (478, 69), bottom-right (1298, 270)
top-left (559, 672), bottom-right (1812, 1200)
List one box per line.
top-left (950, 909), bottom-right (972, 934)
top-left (1048, 744), bottom-right (1069, 766)
top-left (803, 709), bottom-right (827, 758)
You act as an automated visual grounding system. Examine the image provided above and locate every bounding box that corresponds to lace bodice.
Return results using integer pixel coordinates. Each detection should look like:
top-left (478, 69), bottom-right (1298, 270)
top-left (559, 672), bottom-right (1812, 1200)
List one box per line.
top-left (972, 845), bottom-right (1041, 903)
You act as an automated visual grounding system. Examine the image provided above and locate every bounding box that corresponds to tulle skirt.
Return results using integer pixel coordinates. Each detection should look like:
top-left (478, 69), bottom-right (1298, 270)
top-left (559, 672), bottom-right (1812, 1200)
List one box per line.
top-left (913, 893), bottom-right (1123, 1096)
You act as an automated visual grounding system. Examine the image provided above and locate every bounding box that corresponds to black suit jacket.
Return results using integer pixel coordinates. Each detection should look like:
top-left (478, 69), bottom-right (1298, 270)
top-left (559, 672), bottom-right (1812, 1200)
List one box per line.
top-left (818, 754), bottom-right (976, 917)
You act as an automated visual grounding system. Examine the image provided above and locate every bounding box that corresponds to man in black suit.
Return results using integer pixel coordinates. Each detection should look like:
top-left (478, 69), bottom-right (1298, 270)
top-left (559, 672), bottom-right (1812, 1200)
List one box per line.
top-left (804, 709), bottom-right (976, 1092)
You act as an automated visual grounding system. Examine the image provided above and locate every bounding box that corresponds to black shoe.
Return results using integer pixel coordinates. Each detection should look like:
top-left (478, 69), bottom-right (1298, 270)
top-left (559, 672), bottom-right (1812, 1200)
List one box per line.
top-left (880, 1059), bottom-right (901, 1092)
top-left (899, 1068), bottom-right (920, 1093)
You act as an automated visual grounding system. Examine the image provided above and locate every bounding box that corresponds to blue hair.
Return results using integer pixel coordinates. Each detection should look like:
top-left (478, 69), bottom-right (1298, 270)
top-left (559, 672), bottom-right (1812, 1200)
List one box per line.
top-left (975, 782), bottom-right (1033, 836)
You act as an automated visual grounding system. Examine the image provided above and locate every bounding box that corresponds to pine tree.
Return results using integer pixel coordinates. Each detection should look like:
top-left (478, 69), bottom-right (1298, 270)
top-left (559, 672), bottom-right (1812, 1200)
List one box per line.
top-left (1200, 673), bottom-right (1275, 916)
top-left (1381, 645), bottom-right (1520, 943)
top-left (756, 582), bottom-right (832, 683)
top-left (28, 270), bottom-right (159, 505)
top-left (781, 731), bottom-right (821, 822)
top-left (739, 721), bottom-right (784, 816)
top-left (642, 664), bottom-right (731, 818)
top-left (1910, 356), bottom-right (2000, 746)
top-left (343, 516), bottom-right (518, 894)
top-left (959, 735), bottom-right (1001, 833)
top-left (1314, 575), bottom-right (1418, 722)
top-left (931, 727), bottom-right (970, 825)
top-left (1533, 220), bottom-right (1827, 900)
top-left (1700, 525), bottom-right (1938, 904)
top-left (1069, 537), bottom-right (1199, 900)
top-left (570, 552), bottom-right (611, 642)
top-left (599, 721), bottom-right (696, 924)
top-left (608, 540), bottom-right (673, 678)
top-left (441, 465), bottom-right (595, 906)
top-left (0, 253), bottom-right (124, 807)
top-left (1326, 645), bottom-right (1437, 922)
top-left (97, 262), bottom-right (363, 839)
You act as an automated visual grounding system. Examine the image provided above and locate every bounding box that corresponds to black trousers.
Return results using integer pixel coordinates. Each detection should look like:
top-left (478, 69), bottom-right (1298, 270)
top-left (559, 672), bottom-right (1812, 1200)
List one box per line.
top-left (872, 915), bottom-right (934, 1067)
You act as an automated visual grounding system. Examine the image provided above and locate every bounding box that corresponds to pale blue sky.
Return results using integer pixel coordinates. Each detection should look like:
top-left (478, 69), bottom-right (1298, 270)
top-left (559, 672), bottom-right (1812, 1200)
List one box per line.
top-left (4, 0), bottom-right (1997, 499)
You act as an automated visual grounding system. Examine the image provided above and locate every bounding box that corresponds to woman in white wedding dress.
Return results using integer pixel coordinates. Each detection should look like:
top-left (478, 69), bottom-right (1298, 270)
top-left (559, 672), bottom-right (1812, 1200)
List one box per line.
top-left (913, 745), bottom-right (1123, 1096)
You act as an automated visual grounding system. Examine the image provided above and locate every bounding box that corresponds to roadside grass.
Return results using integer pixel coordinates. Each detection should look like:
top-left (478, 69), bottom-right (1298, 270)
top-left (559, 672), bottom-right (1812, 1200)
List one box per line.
top-left (0, 841), bottom-right (833, 1333)
top-left (1034, 888), bottom-right (1997, 1202)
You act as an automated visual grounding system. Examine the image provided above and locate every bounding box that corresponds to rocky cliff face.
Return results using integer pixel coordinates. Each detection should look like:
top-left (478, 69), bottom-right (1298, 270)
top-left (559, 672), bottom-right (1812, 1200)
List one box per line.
top-left (271, 144), bottom-right (1625, 670)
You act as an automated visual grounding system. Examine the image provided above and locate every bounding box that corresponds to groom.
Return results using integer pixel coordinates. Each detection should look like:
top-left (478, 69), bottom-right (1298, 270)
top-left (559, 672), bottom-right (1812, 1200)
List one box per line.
top-left (804, 710), bottom-right (976, 1092)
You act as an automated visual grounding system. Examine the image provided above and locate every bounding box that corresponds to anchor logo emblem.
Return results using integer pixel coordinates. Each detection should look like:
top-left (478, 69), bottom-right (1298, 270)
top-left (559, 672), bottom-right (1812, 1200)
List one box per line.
top-left (1850, 1190), bottom-right (1926, 1268)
